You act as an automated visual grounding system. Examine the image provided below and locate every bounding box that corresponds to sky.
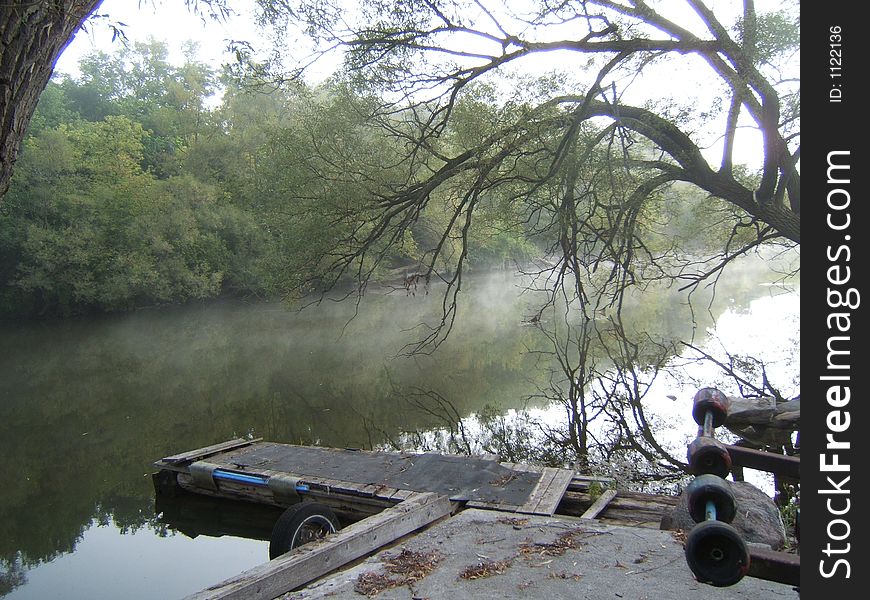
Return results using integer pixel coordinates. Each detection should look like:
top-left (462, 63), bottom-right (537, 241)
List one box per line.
top-left (55, 0), bottom-right (263, 78)
top-left (53, 0), bottom-right (794, 168)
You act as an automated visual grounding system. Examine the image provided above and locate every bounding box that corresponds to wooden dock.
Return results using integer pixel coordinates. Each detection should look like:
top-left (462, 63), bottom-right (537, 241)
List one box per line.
top-left (153, 438), bottom-right (578, 519)
top-left (153, 438), bottom-right (619, 600)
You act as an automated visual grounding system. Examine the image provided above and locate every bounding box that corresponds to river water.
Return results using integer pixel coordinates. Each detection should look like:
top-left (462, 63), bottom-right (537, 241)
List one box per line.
top-left (0, 254), bottom-right (799, 598)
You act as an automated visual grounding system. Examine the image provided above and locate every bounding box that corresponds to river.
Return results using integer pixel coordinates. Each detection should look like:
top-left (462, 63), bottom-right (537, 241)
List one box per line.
top-left (0, 253), bottom-right (799, 598)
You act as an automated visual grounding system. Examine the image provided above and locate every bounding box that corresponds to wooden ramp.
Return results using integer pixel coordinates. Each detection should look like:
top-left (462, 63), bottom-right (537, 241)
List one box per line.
top-left (183, 492), bottom-right (453, 600)
top-left (154, 438), bottom-right (574, 517)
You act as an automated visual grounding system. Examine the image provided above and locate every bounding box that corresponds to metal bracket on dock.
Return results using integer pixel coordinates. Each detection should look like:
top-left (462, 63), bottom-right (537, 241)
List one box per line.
top-left (268, 473), bottom-right (303, 504)
top-left (189, 461), bottom-right (220, 491)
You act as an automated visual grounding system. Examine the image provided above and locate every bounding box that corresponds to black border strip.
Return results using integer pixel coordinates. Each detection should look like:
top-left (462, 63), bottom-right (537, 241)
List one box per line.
top-left (803, 3), bottom-right (865, 597)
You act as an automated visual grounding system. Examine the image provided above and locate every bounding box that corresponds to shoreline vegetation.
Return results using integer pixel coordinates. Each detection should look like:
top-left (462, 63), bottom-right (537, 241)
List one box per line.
top-left (0, 41), bottom-right (789, 320)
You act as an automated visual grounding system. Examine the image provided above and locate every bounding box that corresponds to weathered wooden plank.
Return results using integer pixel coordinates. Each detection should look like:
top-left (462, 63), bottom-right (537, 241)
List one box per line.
top-left (608, 497), bottom-right (674, 512)
top-left (355, 483), bottom-right (380, 498)
top-left (159, 438), bottom-right (262, 466)
top-left (529, 468), bottom-right (574, 516)
top-left (599, 508), bottom-right (665, 523)
top-left (560, 489), bottom-right (677, 509)
top-left (561, 491), bottom-right (672, 512)
top-left (183, 492), bottom-right (452, 600)
top-left (557, 491), bottom-right (674, 525)
top-left (580, 489), bottom-right (618, 520)
top-left (617, 490), bottom-right (679, 506)
top-left (570, 475), bottom-right (615, 483)
top-left (725, 445), bottom-right (800, 479)
top-left (388, 489), bottom-right (416, 502)
top-left (516, 467), bottom-right (573, 515)
top-left (515, 467), bottom-right (558, 514)
top-left (299, 474), bottom-right (393, 499)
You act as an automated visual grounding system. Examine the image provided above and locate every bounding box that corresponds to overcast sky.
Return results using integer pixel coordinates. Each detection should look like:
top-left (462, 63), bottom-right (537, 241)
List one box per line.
top-left (53, 0), bottom-right (795, 169)
top-left (55, 0), bottom-right (262, 77)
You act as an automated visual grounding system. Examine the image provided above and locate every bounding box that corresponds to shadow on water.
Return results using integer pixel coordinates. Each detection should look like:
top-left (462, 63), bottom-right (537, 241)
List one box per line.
top-left (155, 493), bottom-right (285, 543)
top-left (0, 255), bottom-right (798, 598)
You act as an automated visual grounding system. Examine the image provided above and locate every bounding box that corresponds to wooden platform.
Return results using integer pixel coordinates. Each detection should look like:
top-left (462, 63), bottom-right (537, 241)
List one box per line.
top-left (154, 438), bottom-right (575, 518)
top-left (154, 439), bottom-right (631, 600)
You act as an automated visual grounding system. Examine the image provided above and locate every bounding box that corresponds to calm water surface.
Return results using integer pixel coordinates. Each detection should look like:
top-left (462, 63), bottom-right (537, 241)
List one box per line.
top-left (0, 260), bottom-right (799, 598)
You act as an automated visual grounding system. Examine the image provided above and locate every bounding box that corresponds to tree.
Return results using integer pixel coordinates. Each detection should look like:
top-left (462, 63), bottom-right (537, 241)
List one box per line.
top-left (0, 0), bottom-right (236, 201)
top-left (255, 0), bottom-right (799, 253)
top-left (1, 92), bottom-right (268, 315)
top-left (245, 0), bottom-right (799, 474)
top-left (248, 0), bottom-right (799, 333)
top-left (66, 39), bottom-right (219, 177)
top-left (0, 0), bottom-right (104, 199)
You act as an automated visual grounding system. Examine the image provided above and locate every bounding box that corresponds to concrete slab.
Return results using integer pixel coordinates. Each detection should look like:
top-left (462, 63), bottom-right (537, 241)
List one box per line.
top-left (282, 509), bottom-right (797, 600)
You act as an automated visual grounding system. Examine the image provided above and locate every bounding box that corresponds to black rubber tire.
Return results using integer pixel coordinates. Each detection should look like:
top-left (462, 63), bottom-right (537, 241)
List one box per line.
top-left (686, 474), bottom-right (737, 524)
top-left (269, 502), bottom-right (341, 559)
top-left (685, 520), bottom-right (750, 587)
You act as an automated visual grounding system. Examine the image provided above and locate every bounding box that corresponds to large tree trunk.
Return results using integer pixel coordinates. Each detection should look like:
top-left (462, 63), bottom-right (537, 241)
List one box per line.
top-left (0, 0), bottom-right (103, 199)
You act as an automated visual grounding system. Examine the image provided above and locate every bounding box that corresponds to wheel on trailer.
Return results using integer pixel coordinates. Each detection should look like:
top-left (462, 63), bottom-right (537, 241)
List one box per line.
top-left (691, 387), bottom-right (730, 429)
top-left (687, 437), bottom-right (732, 478)
top-left (685, 474), bottom-right (737, 524)
top-left (685, 520), bottom-right (750, 587)
top-left (269, 502), bottom-right (341, 559)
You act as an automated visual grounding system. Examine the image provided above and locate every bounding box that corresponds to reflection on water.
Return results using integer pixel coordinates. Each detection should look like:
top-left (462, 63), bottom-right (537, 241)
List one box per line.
top-left (155, 494), bottom-right (286, 542)
top-left (0, 256), bottom-right (798, 598)
top-left (4, 523), bottom-right (266, 600)
top-left (535, 290), bottom-right (800, 479)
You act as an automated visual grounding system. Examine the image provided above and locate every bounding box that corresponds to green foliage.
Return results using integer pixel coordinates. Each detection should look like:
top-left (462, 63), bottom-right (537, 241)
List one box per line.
top-left (735, 8), bottom-right (800, 65)
top-left (779, 493), bottom-right (800, 549)
top-left (587, 480), bottom-right (603, 501)
top-left (2, 31), bottom-right (780, 318)
top-left (25, 82), bottom-right (79, 136)
top-left (0, 115), bottom-right (263, 315)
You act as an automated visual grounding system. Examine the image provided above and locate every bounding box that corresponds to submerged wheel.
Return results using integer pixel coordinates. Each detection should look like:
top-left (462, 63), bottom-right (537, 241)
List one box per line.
top-left (685, 520), bottom-right (750, 587)
top-left (269, 502), bottom-right (341, 559)
top-left (686, 474), bottom-right (737, 524)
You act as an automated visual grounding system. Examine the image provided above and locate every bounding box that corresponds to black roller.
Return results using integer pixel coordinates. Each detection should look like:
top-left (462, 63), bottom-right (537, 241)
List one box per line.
top-left (686, 474), bottom-right (737, 524)
top-left (685, 520), bottom-right (750, 587)
top-left (687, 436), bottom-right (732, 478)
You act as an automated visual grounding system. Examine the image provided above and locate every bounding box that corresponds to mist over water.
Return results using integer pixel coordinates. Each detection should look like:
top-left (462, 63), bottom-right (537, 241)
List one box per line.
top-left (0, 253), bottom-right (798, 599)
